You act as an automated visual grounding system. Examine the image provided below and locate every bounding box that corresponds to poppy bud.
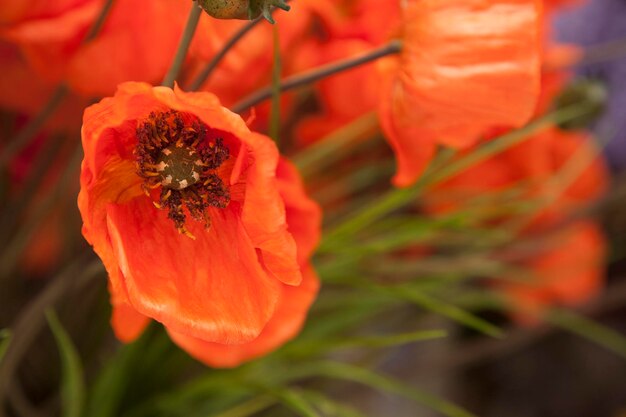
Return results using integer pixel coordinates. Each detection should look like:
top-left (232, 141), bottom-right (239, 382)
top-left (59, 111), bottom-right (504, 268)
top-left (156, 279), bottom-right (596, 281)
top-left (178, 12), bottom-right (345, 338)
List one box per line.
top-left (198, 0), bottom-right (290, 23)
top-left (554, 79), bottom-right (607, 131)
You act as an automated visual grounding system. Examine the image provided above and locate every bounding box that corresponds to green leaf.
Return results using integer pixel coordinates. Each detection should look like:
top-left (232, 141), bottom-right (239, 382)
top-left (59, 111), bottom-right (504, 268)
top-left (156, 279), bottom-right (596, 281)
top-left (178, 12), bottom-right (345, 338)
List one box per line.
top-left (547, 309), bottom-right (626, 359)
top-left (293, 112), bottom-right (379, 177)
top-left (264, 386), bottom-right (321, 417)
top-left (86, 324), bottom-right (179, 417)
top-left (378, 286), bottom-right (504, 338)
top-left (300, 390), bottom-right (368, 417)
top-left (0, 328), bottom-right (11, 363)
top-left (46, 310), bottom-right (85, 417)
top-left (295, 361), bottom-right (478, 417)
top-left (288, 329), bottom-right (447, 356)
top-left (211, 396), bottom-right (276, 417)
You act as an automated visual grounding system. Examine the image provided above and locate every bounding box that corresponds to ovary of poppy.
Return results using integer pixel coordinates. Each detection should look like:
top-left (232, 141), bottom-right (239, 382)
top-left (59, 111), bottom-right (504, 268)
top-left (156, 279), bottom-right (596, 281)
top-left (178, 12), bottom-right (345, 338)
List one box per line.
top-left (498, 221), bottom-right (605, 324)
top-left (379, 0), bottom-right (542, 187)
top-left (78, 82), bottom-right (321, 358)
top-left (188, 0), bottom-right (315, 105)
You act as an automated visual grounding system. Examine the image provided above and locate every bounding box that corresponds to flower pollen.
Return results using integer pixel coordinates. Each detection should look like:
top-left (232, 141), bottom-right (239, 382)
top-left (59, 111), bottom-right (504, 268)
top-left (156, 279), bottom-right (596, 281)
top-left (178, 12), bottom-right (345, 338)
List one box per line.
top-left (135, 110), bottom-right (230, 239)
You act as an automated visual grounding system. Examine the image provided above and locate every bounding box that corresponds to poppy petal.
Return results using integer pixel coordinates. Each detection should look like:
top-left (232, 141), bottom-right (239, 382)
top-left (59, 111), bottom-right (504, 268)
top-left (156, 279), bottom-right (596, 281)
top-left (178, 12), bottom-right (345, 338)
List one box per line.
top-left (167, 264), bottom-right (319, 367)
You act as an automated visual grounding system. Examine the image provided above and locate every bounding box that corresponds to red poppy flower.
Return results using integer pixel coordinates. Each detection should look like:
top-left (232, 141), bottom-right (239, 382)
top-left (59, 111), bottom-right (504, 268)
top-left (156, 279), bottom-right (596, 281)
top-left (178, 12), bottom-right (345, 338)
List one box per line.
top-left (379, 0), bottom-right (542, 187)
top-left (78, 82), bottom-right (321, 364)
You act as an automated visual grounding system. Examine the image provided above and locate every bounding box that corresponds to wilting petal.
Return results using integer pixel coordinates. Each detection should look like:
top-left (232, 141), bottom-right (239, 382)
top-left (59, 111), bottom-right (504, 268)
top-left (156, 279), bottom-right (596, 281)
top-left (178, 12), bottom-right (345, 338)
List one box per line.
top-left (380, 0), bottom-right (542, 186)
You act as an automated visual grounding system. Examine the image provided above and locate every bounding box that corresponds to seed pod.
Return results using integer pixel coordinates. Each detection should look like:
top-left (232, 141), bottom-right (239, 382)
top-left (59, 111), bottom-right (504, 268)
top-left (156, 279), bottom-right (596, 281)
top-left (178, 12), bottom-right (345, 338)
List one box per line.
top-left (197, 0), bottom-right (290, 23)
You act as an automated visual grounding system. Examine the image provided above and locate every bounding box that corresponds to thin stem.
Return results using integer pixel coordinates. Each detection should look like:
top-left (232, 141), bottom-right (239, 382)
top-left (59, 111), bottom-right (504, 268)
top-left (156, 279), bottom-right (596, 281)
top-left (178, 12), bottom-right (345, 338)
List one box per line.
top-left (231, 40), bottom-right (403, 113)
top-left (188, 0), bottom-right (291, 91)
top-left (188, 18), bottom-right (263, 90)
top-left (579, 35), bottom-right (626, 67)
top-left (83, 0), bottom-right (116, 41)
top-left (0, 0), bottom-right (116, 168)
top-left (162, 1), bottom-right (203, 88)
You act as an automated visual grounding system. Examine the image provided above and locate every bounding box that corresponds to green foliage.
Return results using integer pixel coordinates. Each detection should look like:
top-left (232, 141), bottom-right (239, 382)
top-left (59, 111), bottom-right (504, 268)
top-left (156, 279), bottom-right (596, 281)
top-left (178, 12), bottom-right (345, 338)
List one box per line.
top-left (289, 361), bottom-right (479, 417)
top-left (46, 310), bottom-right (85, 417)
top-left (547, 309), bottom-right (626, 359)
top-left (0, 329), bottom-right (10, 364)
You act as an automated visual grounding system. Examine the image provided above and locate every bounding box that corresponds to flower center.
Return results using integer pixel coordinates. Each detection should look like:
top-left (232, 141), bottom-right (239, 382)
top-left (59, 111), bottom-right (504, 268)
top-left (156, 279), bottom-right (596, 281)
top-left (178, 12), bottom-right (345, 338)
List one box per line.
top-left (155, 145), bottom-right (201, 190)
top-left (135, 110), bottom-right (231, 239)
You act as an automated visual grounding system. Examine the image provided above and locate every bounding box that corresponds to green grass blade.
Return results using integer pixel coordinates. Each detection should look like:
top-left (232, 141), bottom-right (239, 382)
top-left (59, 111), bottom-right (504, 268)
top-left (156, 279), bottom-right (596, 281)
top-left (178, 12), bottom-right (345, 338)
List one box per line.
top-left (212, 396), bottom-right (276, 417)
top-left (382, 286), bottom-right (503, 338)
top-left (263, 386), bottom-right (321, 417)
top-left (547, 309), bottom-right (626, 359)
top-left (289, 329), bottom-right (447, 356)
top-left (0, 329), bottom-right (11, 363)
top-left (301, 361), bottom-right (478, 417)
top-left (46, 310), bottom-right (85, 417)
top-left (300, 390), bottom-right (368, 417)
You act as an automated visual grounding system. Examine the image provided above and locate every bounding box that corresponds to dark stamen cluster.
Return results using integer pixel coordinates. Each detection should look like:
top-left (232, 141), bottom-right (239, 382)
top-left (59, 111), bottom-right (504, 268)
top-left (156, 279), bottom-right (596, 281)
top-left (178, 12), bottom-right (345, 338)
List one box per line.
top-left (135, 110), bottom-right (230, 239)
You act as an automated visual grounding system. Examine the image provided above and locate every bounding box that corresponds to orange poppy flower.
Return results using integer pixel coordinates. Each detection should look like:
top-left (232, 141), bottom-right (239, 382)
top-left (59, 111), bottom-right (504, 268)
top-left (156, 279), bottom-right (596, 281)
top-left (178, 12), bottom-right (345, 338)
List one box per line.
top-left (498, 221), bottom-right (606, 324)
top-left (78, 82), bottom-right (321, 362)
top-left (379, 0), bottom-right (542, 187)
top-left (1, 0), bottom-right (191, 96)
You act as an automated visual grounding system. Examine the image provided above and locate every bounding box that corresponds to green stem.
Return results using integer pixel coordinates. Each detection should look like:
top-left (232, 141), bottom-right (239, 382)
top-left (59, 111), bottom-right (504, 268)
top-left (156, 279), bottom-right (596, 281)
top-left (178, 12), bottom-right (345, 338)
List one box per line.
top-left (83, 0), bottom-right (116, 41)
top-left (231, 40), bottom-right (402, 113)
top-left (293, 112), bottom-right (380, 177)
top-left (162, 1), bottom-right (203, 88)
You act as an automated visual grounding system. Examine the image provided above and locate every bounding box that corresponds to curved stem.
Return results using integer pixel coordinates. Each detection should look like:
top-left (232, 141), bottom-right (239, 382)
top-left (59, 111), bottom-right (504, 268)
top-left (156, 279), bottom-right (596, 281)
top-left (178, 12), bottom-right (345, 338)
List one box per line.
top-left (231, 40), bottom-right (402, 114)
top-left (188, 18), bottom-right (264, 90)
top-left (83, 0), bottom-right (116, 41)
top-left (162, 1), bottom-right (203, 88)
